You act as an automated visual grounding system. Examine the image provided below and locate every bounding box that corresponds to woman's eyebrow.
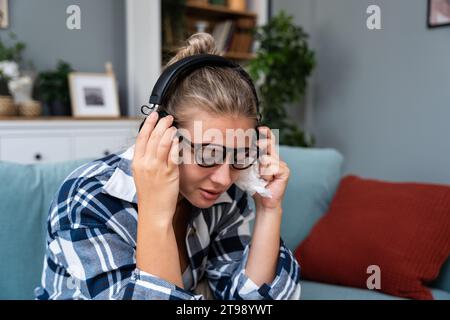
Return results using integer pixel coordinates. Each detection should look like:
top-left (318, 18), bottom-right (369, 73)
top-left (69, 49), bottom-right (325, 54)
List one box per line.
top-left (181, 133), bottom-right (256, 147)
top-left (190, 140), bottom-right (252, 150)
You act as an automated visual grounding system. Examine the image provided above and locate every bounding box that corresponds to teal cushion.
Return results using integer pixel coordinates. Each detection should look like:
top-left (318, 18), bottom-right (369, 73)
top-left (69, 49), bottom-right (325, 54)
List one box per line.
top-left (301, 280), bottom-right (450, 300)
top-left (0, 159), bottom-right (92, 300)
top-left (277, 146), bottom-right (343, 251)
top-left (248, 146), bottom-right (344, 251)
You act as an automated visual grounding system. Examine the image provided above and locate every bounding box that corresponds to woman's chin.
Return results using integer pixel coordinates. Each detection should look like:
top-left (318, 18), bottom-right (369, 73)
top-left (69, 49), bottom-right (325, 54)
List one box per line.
top-left (186, 192), bottom-right (217, 209)
top-left (192, 198), bottom-right (215, 209)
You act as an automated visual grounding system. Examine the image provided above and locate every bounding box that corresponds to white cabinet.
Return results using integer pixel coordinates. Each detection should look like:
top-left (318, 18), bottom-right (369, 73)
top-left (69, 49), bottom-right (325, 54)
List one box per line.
top-left (1, 136), bottom-right (71, 164)
top-left (73, 135), bottom-right (131, 159)
top-left (0, 118), bottom-right (141, 164)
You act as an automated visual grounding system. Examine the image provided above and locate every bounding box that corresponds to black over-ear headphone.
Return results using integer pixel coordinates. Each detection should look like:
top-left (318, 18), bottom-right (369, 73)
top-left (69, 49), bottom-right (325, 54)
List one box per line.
top-left (138, 54), bottom-right (262, 132)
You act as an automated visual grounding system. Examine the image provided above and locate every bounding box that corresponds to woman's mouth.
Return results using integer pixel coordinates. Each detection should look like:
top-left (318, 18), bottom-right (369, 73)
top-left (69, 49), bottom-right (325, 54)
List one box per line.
top-left (199, 188), bottom-right (222, 200)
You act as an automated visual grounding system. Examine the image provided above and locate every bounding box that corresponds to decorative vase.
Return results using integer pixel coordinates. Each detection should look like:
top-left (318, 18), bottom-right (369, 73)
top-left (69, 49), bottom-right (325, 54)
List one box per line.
top-left (50, 100), bottom-right (71, 116)
top-left (8, 76), bottom-right (34, 104)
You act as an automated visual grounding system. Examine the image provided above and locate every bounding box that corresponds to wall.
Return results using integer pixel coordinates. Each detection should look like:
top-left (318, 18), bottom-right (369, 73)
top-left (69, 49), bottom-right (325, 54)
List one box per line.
top-left (274, 0), bottom-right (450, 184)
top-left (0, 0), bottom-right (127, 115)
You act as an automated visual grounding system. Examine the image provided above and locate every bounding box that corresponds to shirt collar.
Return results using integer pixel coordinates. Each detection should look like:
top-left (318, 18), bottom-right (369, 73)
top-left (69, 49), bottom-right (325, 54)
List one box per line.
top-left (102, 145), bottom-right (233, 205)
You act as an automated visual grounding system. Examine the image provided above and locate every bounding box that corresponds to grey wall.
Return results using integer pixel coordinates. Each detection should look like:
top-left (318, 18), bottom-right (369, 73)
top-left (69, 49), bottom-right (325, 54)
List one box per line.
top-left (271, 0), bottom-right (316, 134)
top-left (0, 0), bottom-right (127, 115)
top-left (274, 0), bottom-right (450, 184)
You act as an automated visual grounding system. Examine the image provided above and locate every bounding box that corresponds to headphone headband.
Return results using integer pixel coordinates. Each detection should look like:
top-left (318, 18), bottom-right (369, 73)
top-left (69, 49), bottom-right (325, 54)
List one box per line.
top-left (147, 54), bottom-right (261, 123)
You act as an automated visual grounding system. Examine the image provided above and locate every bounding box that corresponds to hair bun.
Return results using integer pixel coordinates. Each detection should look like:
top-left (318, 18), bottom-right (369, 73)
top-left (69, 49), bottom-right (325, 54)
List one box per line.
top-left (166, 33), bottom-right (220, 67)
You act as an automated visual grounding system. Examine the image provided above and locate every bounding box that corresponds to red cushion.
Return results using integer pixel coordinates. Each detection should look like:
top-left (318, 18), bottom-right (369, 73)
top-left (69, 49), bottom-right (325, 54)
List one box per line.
top-left (295, 175), bottom-right (450, 300)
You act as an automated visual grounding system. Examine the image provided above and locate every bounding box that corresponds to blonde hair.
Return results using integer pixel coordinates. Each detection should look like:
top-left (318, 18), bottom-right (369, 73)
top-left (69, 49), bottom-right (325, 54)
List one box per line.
top-left (161, 33), bottom-right (258, 127)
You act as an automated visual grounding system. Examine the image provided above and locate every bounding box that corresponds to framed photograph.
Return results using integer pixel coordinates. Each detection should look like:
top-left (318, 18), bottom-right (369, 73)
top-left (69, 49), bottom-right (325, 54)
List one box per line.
top-left (428, 0), bottom-right (450, 28)
top-left (0, 0), bottom-right (9, 29)
top-left (69, 72), bottom-right (120, 118)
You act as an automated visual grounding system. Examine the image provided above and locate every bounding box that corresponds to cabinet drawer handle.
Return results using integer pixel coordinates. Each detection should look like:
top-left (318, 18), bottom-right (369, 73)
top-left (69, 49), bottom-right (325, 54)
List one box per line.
top-left (103, 150), bottom-right (111, 156)
top-left (34, 153), bottom-right (42, 161)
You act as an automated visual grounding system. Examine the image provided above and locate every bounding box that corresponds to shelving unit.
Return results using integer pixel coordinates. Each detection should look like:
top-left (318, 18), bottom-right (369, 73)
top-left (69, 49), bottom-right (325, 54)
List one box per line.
top-left (126, 0), bottom-right (267, 116)
top-left (162, 0), bottom-right (264, 65)
top-left (185, 2), bottom-right (257, 19)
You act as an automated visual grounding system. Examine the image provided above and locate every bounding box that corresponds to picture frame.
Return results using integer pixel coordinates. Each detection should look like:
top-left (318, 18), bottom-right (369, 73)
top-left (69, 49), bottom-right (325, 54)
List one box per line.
top-left (0, 0), bottom-right (9, 29)
top-left (428, 0), bottom-right (450, 28)
top-left (69, 72), bottom-right (120, 118)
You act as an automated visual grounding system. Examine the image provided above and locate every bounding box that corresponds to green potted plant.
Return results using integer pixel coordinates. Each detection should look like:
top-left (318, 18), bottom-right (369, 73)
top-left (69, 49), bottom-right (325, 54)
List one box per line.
top-left (248, 11), bottom-right (316, 147)
top-left (0, 32), bottom-right (26, 96)
top-left (36, 60), bottom-right (74, 116)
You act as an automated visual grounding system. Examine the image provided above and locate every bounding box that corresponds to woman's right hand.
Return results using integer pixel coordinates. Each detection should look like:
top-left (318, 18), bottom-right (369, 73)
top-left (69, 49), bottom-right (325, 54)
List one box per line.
top-left (132, 112), bottom-right (180, 226)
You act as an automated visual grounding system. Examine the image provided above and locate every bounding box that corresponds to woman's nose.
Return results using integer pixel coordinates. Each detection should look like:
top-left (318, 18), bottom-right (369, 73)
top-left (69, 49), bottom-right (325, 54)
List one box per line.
top-left (210, 163), bottom-right (232, 187)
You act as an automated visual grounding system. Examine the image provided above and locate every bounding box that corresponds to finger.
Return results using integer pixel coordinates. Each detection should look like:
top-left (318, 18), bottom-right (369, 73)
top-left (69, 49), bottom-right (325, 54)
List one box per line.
top-left (256, 138), bottom-right (270, 157)
top-left (258, 154), bottom-right (272, 167)
top-left (259, 166), bottom-right (275, 182)
top-left (258, 126), bottom-right (278, 159)
top-left (146, 115), bottom-right (174, 160)
top-left (259, 155), bottom-right (279, 178)
top-left (135, 112), bottom-right (158, 158)
top-left (156, 126), bottom-right (177, 163)
top-left (278, 162), bottom-right (290, 180)
top-left (168, 135), bottom-right (181, 170)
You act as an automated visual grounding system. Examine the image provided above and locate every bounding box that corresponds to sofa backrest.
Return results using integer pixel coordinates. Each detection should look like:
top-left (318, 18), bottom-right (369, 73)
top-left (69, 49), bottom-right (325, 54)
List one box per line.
top-left (1, 146), bottom-right (449, 299)
top-left (274, 146), bottom-right (450, 293)
top-left (247, 146), bottom-right (344, 249)
top-left (0, 158), bottom-right (93, 299)
top-left (276, 146), bottom-right (344, 250)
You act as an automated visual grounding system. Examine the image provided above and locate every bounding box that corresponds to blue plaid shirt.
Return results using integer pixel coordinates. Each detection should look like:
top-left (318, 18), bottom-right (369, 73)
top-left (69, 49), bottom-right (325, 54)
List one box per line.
top-left (35, 145), bottom-right (301, 300)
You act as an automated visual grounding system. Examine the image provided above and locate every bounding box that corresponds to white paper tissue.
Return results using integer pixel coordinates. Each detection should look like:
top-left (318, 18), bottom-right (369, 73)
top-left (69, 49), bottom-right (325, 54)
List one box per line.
top-left (235, 161), bottom-right (273, 198)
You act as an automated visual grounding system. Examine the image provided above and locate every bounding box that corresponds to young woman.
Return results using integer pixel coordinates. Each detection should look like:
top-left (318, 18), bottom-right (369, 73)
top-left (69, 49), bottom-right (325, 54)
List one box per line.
top-left (35, 33), bottom-right (301, 300)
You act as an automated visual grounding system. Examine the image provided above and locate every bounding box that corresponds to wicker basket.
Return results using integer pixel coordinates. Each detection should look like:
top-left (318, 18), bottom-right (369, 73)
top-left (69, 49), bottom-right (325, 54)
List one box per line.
top-left (0, 96), bottom-right (17, 116)
top-left (18, 100), bottom-right (42, 117)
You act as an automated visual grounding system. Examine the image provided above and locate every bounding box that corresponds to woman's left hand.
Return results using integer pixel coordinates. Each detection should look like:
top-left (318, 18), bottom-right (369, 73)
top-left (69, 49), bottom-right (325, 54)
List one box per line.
top-left (252, 126), bottom-right (290, 213)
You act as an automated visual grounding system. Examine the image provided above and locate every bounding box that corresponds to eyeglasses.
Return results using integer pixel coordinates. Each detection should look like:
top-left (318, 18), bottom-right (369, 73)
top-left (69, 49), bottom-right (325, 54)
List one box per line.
top-left (177, 132), bottom-right (261, 170)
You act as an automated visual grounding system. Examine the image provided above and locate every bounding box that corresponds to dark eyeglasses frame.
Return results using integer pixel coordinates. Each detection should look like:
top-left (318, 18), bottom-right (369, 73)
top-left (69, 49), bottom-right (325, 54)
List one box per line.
top-left (176, 130), bottom-right (261, 170)
top-left (138, 107), bottom-right (264, 170)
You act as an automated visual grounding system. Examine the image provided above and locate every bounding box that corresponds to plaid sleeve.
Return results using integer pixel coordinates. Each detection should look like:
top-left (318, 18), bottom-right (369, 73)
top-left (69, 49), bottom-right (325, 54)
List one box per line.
top-left (36, 176), bottom-right (202, 300)
top-left (206, 192), bottom-right (301, 300)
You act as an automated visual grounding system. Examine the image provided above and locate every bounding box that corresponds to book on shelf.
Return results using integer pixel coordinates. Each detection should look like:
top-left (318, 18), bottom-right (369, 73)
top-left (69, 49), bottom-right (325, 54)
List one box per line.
top-left (228, 17), bottom-right (256, 54)
top-left (209, 0), bottom-right (227, 5)
top-left (211, 17), bottom-right (256, 55)
top-left (211, 20), bottom-right (234, 52)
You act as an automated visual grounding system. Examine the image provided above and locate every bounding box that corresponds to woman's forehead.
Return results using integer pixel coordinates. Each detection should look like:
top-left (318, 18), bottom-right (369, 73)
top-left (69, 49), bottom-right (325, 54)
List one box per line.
top-left (179, 127), bottom-right (257, 145)
top-left (178, 117), bottom-right (257, 146)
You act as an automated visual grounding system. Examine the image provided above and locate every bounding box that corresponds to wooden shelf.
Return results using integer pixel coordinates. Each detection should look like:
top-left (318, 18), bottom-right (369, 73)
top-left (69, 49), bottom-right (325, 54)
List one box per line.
top-left (163, 1), bottom-right (259, 64)
top-left (163, 46), bottom-right (255, 61)
top-left (186, 3), bottom-right (257, 19)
